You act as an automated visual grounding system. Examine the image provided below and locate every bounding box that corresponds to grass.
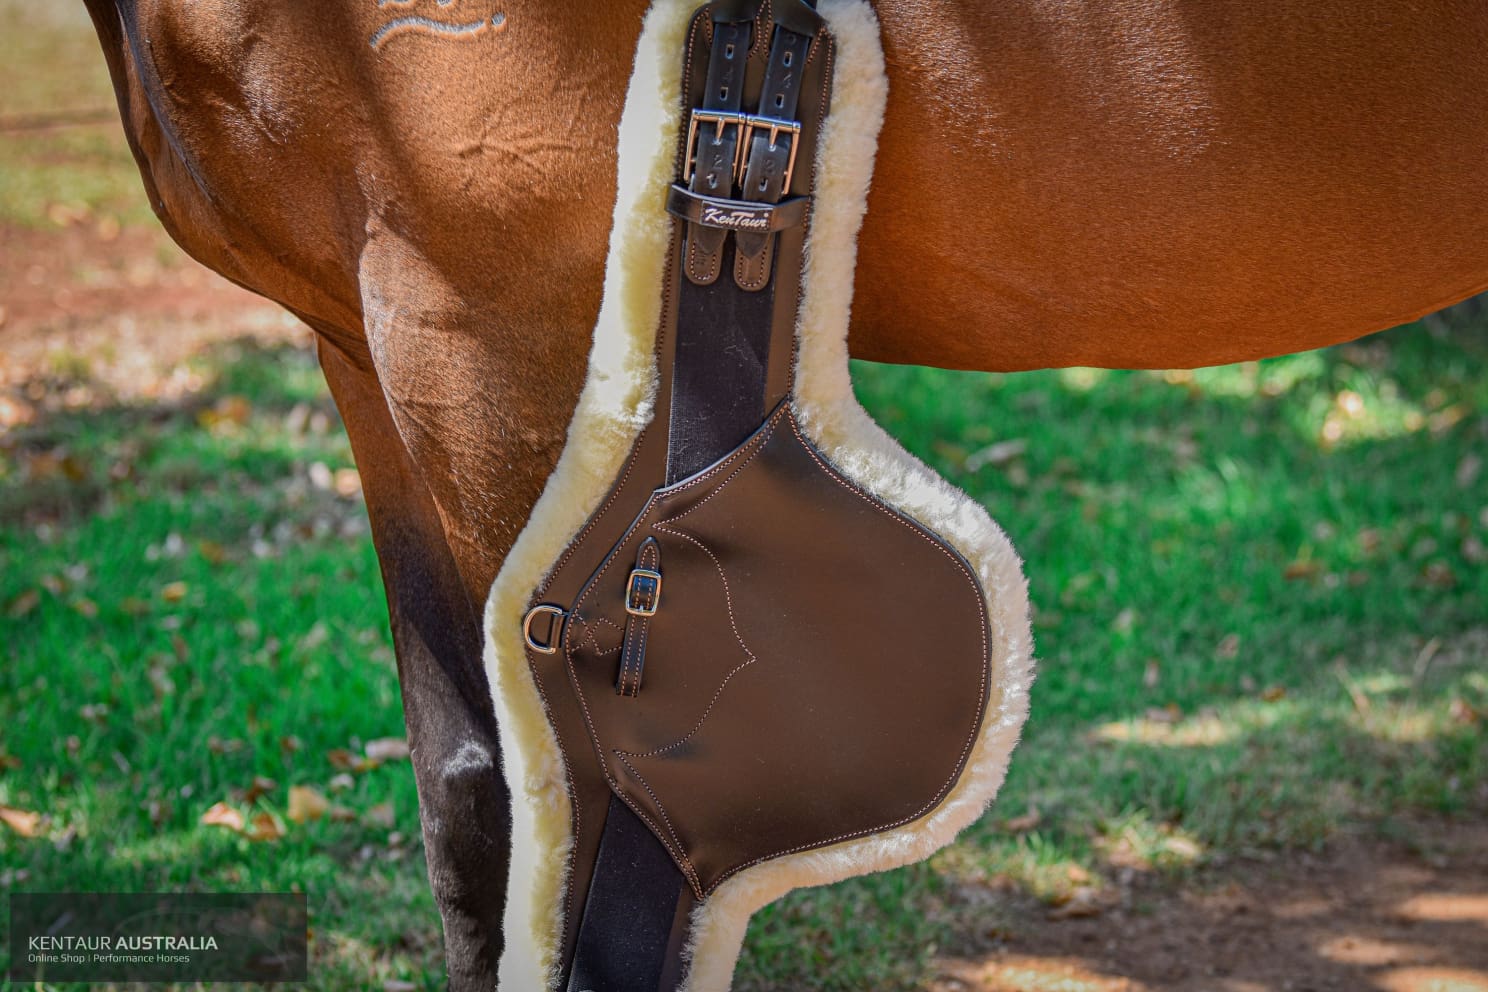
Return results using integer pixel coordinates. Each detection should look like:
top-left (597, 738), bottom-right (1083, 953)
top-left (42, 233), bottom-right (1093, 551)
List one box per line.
top-left (1, 342), bottom-right (441, 990)
top-left (2, 321), bottom-right (1483, 991)
top-left (0, 3), bottom-right (157, 231)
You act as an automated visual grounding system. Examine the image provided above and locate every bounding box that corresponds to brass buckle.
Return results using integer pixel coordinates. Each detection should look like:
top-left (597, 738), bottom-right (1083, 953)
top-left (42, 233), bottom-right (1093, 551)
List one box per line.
top-left (624, 568), bottom-right (662, 617)
top-left (685, 110), bottom-right (802, 190)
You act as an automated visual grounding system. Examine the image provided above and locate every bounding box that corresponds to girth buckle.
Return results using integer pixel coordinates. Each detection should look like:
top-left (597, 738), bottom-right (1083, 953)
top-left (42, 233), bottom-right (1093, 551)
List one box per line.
top-left (739, 114), bottom-right (802, 191)
top-left (684, 110), bottom-right (802, 190)
top-left (684, 109), bottom-right (748, 188)
top-left (624, 568), bottom-right (662, 617)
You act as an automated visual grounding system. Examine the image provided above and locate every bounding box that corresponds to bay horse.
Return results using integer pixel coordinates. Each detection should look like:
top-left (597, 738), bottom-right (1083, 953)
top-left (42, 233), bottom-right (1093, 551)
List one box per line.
top-left (81, 0), bottom-right (1488, 987)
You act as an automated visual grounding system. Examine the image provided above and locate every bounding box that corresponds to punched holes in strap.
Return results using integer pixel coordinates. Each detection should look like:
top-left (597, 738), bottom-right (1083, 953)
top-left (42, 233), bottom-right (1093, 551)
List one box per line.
top-left (682, 18), bottom-right (752, 285)
top-left (733, 23), bottom-right (816, 290)
top-left (617, 537), bottom-right (662, 697)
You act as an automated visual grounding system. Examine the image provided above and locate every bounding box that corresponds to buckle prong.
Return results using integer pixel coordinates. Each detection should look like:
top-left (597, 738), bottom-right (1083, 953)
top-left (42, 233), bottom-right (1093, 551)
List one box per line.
top-left (684, 110), bottom-right (802, 191)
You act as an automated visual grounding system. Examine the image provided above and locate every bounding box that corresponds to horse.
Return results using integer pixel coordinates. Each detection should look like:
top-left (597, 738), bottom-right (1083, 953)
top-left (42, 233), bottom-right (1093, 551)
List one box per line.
top-left (80, 0), bottom-right (1488, 987)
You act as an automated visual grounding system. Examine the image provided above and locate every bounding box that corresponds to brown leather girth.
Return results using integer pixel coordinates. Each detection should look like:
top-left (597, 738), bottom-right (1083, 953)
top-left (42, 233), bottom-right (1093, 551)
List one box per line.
top-left (524, 3), bottom-right (993, 989)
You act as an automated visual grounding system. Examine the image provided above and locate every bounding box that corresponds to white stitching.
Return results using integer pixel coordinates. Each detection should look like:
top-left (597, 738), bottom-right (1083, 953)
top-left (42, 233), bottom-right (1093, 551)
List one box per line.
top-left (615, 752), bottom-right (701, 893)
top-left (616, 526), bottom-right (756, 760)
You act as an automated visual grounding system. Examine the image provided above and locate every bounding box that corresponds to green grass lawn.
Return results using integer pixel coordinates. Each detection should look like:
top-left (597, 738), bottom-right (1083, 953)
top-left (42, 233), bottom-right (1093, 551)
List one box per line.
top-left (2, 318), bottom-right (1484, 990)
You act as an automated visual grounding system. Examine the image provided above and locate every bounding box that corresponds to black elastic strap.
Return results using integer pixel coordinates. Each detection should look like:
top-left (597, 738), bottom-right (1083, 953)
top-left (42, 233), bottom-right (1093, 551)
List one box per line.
top-left (666, 4), bottom-right (820, 484)
top-left (565, 797), bottom-right (689, 992)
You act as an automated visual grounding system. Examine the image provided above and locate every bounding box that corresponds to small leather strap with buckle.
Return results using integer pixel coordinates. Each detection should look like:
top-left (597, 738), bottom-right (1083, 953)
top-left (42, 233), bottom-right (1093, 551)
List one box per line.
top-left (616, 537), bottom-right (662, 697)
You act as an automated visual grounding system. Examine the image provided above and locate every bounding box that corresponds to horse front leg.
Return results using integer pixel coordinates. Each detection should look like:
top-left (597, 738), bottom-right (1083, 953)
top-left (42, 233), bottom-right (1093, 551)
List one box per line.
top-left (317, 335), bottom-right (510, 990)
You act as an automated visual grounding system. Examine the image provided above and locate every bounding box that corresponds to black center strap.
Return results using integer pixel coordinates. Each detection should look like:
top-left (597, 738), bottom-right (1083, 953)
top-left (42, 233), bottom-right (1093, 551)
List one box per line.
top-left (665, 1), bottom-right (821, 484)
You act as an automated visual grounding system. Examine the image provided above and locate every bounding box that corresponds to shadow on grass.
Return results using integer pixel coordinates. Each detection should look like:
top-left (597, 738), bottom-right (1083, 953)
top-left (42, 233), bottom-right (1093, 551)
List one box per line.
top-left (1, 337), bottom-right (347, 528)
top-left (735, 658), bottom-right (1487, 991)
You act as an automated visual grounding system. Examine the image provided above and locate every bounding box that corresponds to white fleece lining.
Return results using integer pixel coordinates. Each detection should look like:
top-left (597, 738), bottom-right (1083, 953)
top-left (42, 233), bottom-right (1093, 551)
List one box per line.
top-left (483, 2), bottom-right (1034, 989)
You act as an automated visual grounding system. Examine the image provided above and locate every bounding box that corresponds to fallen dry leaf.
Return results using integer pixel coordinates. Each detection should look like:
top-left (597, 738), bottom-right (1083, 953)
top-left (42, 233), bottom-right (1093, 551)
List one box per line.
top-left (160, 581), bottom-right (188, 603)
top-left (1003, 805), bottom-right (1042, 834)
top-left (1283, 560), bottom-right (1321, 581)
top-left (365, 738), bottom-right (410, 762)
top-left (965, 439), bottom-right (1028, 471)
top-left (199, 395), bottom-right (253, 432)
top-left (334, 468), bottom-right (362, 498)
top-left (7, 590), bottom-right (40, 619)
top-left (287, 786), bottom-right (330, 824)
top-left (242, 776), bottom-right (278, 804)
top-left (1448, 698), bottom-right (1479, 726)
top-left (0, 806), bottom-right (44, 837)
top-left (1048, 886), bottom-right (1106, 920)
top-left (366, 803), bottom-right (396, 828)
top-left (328, 773), bottom-right (356, 792)
top-left (308, 461), bottom-right (334, 490)
top-left (329, 805), bottom-right (358, 823)
top-left (245, 812), bottom-right (284, 842)
top-left (1420, 562), bottom-right (1457, 589)
top-left (1144, 704), bottom-right (1182, 724)
top-left (1260, 686), bottom-right (1287, 703)
top-left (200, 802), bottom-right (246, 833)
top-left (383, 981), bottom-right (417, 992)
top-left (1162, 835), bottom-right (1204, 860)
top-left (326, 748), bottom-right (357, 771)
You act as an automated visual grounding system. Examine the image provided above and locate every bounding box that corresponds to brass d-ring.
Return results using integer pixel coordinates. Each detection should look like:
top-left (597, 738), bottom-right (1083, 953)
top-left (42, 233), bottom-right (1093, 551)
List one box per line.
top-left (522, 604), bottom-right (567, 655)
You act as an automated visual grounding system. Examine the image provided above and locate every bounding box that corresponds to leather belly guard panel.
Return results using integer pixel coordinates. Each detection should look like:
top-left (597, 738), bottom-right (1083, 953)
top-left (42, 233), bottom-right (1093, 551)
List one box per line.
top-left (501, 1), bottom-right (1031, 989)
top-left (558, 402), bottom-right (990, 895)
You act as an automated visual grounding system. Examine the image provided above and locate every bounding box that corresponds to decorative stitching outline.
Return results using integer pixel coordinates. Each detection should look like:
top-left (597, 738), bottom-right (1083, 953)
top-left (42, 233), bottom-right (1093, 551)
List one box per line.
top-left (607, 403), bottom-right (992, 897)
top-left (614, 525), bottom-right (757, 760)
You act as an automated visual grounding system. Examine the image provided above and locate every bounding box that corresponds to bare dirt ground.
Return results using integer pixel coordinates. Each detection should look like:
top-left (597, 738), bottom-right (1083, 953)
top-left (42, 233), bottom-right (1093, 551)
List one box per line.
top-left (0, 222), bottom-right (303, 406)
top-left (6, 193), bottom-right (1488, 992)
top-left (931, 823), bottom-right (1488, 992)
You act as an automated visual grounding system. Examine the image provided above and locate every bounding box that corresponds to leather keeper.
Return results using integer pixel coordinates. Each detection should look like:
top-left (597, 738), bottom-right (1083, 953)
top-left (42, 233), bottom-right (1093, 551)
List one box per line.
top-left (666, 185), bottom-right (809, 233)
